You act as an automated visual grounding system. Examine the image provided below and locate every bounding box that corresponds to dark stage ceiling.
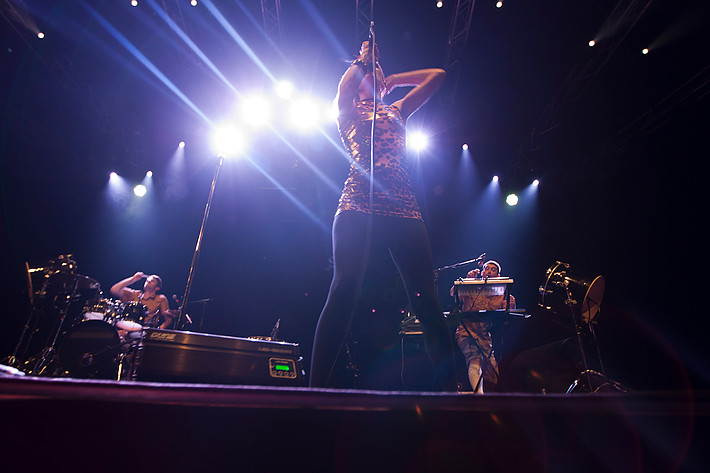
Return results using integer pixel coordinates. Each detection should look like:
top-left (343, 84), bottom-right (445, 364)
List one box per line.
top-left (1, 0), bottom-right (708, 390)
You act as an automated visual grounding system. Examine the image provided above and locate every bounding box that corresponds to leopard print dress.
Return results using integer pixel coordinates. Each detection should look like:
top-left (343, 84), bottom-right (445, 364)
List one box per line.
top-left (336, 99), bottom-right (422, 220)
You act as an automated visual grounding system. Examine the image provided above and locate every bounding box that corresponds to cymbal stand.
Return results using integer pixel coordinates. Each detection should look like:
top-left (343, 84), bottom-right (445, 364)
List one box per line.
top-left (564, 282), bottom-right (601, 393)
top-left (30, 279), bottom-right (81, 375)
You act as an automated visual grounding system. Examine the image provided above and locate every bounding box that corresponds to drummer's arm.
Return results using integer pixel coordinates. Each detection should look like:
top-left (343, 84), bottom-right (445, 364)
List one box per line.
top-left (158, 296), bottom-right (175, 329)
top-left (110, 272), bottom-right (144, 300)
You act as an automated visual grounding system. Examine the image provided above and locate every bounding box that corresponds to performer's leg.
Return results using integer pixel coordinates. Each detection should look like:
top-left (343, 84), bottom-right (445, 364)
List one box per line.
top-left (310, 212), bottom-right (369, 387)
top-left (468, 358), bottom-right (484, 393)
top-left (387, 218), bottom-right (456, 391)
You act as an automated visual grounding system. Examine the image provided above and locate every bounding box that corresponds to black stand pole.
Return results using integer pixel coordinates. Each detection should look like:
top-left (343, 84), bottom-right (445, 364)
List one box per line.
top-left (176, 156), bottom-right (224, 330)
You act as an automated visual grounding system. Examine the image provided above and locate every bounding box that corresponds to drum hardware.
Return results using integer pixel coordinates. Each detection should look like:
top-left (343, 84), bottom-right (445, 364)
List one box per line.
top-left (540, 261), bottom-right (613, 393)
top-left (9, 256), bottom-right (101, 375)
top-left (116, 301), bottom-right (148, 331)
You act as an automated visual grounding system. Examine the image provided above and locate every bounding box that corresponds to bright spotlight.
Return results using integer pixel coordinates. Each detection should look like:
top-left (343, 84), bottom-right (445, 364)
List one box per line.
top-left (436, 1), bottom-right (444, 8)
top-left (190, 0), bottom-right (198, 6)
top-left (178, 141), bottom-right (186, 148)
top-left (134, 184), bottom-right (147, 197)
top-left (241, 95), bottom-right (271, 126)
top-left (588, 40), bottom-right (596, 47)
top-left (275, 81), bottom-right (294, 99)
top-left (211, 125), bottom-right (245, 157)
top-left (532, 179), bottom-right (539, 186)
top-left (492, 175), bottom-right (499, 183)
top-left (289, 98), bottom-right (320, 130)
top-left (146, 170), bottom-right (153, 178)
top-left (110, 171), bottom-right (118, 179)
top-left (642, 48), bottom-right (649, 55)
top-left (496, 1), bottom-right (503, 8)
top-left (462, 143), bottom-right (469, 151)
top-left (37, 32), bottom-right (45, 39)
top-left (506, 193), bottom-right (518, 206)
top-left (407, 131), bottom-right (429, 151)
top-left (131, 0), bottom-right (138, 6)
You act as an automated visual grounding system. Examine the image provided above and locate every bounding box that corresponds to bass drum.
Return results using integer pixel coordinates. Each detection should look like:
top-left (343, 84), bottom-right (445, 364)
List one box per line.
top-left (59, 320), bottom-right (121, 379)
top-left (539, 261), bottom-right (605, 323)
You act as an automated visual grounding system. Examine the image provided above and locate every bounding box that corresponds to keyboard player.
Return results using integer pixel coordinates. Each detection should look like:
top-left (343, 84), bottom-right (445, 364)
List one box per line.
top-left (449, 260), bottom-right (516, 393)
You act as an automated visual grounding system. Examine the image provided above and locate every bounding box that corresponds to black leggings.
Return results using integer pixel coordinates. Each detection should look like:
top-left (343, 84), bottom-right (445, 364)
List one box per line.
top-left (310, 211), bottom-right (455, 389)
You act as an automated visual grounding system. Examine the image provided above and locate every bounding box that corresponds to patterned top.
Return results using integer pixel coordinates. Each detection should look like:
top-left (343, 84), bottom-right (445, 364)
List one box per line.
top-left (336, 99), bottom-right (422, 220)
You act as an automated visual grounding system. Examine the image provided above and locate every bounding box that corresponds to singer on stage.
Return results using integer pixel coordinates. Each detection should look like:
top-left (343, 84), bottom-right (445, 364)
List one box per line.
top-left (310, 40), bottom-right (455, 390)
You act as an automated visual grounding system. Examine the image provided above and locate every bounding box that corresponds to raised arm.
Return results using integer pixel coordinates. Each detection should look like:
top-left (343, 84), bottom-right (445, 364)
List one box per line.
top-left (387, 68), bottom-right (446, 119)
top-left (110, 272), bottom-right (144, 300)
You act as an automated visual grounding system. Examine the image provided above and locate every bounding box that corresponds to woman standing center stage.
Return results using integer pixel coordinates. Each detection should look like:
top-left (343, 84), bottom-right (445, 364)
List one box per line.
top-left (310, 41), bottom-right (455, 390)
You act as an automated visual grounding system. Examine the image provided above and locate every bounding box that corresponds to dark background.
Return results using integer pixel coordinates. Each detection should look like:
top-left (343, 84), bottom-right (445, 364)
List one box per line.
top-left (1, 0), bottom-right (708, 391)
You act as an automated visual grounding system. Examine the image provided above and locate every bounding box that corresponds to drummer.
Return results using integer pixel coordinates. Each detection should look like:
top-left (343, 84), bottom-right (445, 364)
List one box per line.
top-left (110, 272), bottom-right (175, 330)
top-left (450, 260), bottom-right (516, 394)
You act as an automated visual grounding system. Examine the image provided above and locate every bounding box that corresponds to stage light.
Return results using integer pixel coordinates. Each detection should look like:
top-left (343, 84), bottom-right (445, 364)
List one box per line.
top-left (407, 131), bottom-right (429, 151)
top-left (110, 171), bottom-right (118, 179)
top-left (588, 40), bottom-right (596, 47)
top-left (436, 1), bottom-right (443, 8)
top-left (178, 141), bottom-right (186, 148)
top-left (532, 179), bottom-right (539, 186)
top-left (37, 32), bottom-right (45, 39)
top-left (130, 0), bottom-right (138, 6)
top-left (134, 184), bottom-right (147, 197)
top-left (275, 80), bottom-right (294, 99)
top-left (146, 170), bottom-right (153, 178)
top-left (492, 175), bottom-right (499, 183)
top-left (211, 125), bottom-right (245, 157)
top-left (190, 0), bottom-right (198, 6)
top-left (241, 95), bottom-right (271, 126)
top-left (462, 143), bottom-right (469, 151)
top-left (496, 1), bottom-right (503, 8)
top-left (289, 98), bottom-right (320, 130)
top-left (642, 48), bottom-right (649, 55)
top-left (506, 193), bottom-right (518, 206)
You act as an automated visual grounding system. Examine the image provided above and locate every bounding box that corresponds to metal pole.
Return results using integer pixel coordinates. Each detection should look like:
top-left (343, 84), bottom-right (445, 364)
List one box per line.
top-left (176, 156), bottom-right (224, 329)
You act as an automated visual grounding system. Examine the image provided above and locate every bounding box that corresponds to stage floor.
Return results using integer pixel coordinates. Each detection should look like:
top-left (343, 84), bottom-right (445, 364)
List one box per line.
top-left (1, 374), bottom-right (708, 473)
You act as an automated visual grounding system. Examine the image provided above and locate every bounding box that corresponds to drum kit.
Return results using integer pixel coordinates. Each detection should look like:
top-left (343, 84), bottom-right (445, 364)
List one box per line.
top-left (9, 255), bottom-right (152, 380)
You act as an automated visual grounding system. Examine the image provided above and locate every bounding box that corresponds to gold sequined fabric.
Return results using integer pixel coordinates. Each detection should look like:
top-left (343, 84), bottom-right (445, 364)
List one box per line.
top-left (336, 99), bottom-right (422, 220)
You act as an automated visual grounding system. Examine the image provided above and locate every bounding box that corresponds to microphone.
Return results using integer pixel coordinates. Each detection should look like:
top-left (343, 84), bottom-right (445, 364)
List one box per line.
top-left (474, 252), bottom-right (486, 265)
top-left (270, 318), bottom-right (281, 340)
top-left (368, 21), bottom-right (374, 43)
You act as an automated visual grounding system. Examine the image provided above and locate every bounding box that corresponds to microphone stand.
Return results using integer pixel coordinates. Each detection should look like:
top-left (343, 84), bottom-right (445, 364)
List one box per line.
top-left (176, 156), bottom-right (224, 329)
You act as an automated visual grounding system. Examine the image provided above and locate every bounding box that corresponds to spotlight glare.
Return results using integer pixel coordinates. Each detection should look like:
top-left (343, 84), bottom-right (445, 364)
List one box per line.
top-left (289, 98), bottom-right (320, 129)
top-left (496, 1), bottom-right (503, 8)
top-left (462, 143), bottom-right (469, 151)
top-left (532, 179), bottom-right (539, 186)
top-left (407, 131), bottom-right (429, 151)
top-left (492, 175), bottom-right (499, 183)
top-left (436, 1), bottom-right (444, 8)
top-left (211, 125), bottom-right (245, 157)
top-left (506, 193), bottom-right (519, 206)
top-left (131, 0), bottom-right (138, 6)
top-left (190, 0), bottom-right (198, 6)
top-left (588, 40), bottom-right (596, 47)
top-left (109, 171), bottom-right (118, 179)
top-left (146, 170), bottom-right (153, 178)
top-left (178, 141), bottom-right (186, 148)
top-left (134, 184), bottom-right (147, 197)
top-left (275, 80), bottom-right (294, 99)
top-left (642, 48), bottom-right (649, 55)
top-left (37, 32), bottom-right (45, 39)
top-left (241, 95), bottom-right (271, 126)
